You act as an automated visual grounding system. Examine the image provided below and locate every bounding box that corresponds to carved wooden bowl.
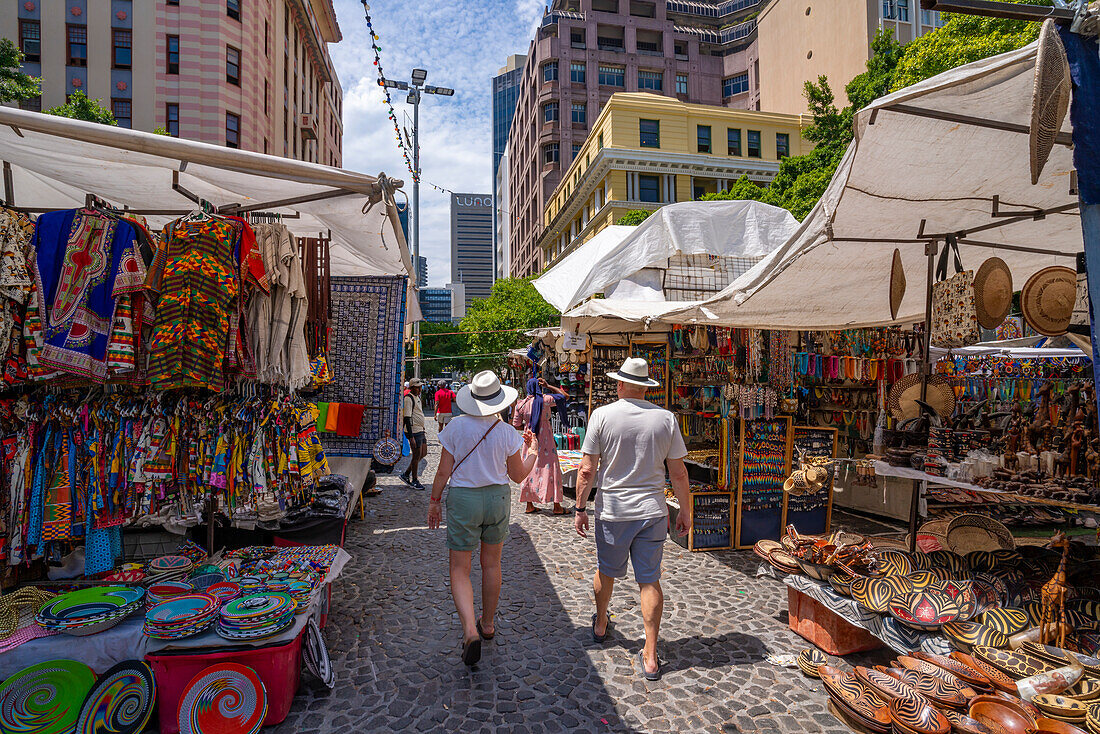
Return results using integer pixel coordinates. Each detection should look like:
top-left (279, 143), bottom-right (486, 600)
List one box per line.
top-left (950, 652), bottom-right (1019, 693)
top-left (911, 651), bottom-right (993, 691)
top-left (889, 695), bottom-right (951, 734)
top-left (980, 608), bottom-right (1031, 636)
top-left (944, 622), bottom-right (1011, 653)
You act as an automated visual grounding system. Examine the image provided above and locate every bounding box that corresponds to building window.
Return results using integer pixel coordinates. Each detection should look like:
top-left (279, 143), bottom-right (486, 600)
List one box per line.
top-left (883, 0), bottom-right (909, 20)
top-left (572, 143), bottom-right (581, 160)
top-left (167, 0), bottom-right (178, 4)
top-left (226, 46), bottom-right (241, 85)
top-left (226, 112), bottom-right (240, 148)
top-left (727, 128), bottom-right (741, 156)
top-left (571, 102), bottom-right (586, 125)
top-left (542, 62), bottom-right (558, 83)
top-left (674, 41), bottom-right (688, 58)
top-left (264, 79), bottom-right (269, 115)
top-left (543, 143), bottom-right (559, 164)
top-left (723, 73), bottom-right (749, 98)
top-left (598, 132), bottom-right (604, 149)
top-left (166, 103), bottom-right (179, 137)
top-left (67, 25), bottom-right (87, 67)
top-left (111, 99), bottom-right (131, 128)
top-left (570, 29), bottom-right (586, 48)
top-left (776, 133), bottom-right (790, 159)
top-left (747, 130), bottom-right (761, 158)
top-left (598, 65), bottom-right (624, 87)
top-left (697, 125), bottom-right (711, 154)
top-left (638, 70), bottom-right (662, 91)
top-left (639, 118), bottom-right (659, 148)
top-left (112, 28), bottom-right (132, 69)
top-left (19, 20), bottom-right (41, 64)
top-left (676, 74), bottom-right (688, 95)
top-left (570, 62), bottom-right (586, 84)
top-left (166, 35), bottom-right (179, 74)
top-left (227, 0), bottom-right (241, 20)
top-left (264, 20), bottom-right (269, 56)
top-left (543, 102), bottom-right (558, 123)
top-left (638, 174), bottom-right (660, 203)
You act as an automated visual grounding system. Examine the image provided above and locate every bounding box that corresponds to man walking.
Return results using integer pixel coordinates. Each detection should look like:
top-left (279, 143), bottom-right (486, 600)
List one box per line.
top-left (574, 358), bottom-right (691, 681)
top-left (435, 381), bottom-right (456, 432)
top-left (402, 378), bottom-right (428, 489)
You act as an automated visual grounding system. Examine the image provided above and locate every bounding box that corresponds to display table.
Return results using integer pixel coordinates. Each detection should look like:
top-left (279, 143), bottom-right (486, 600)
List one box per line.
top-left (559, 450), bottom-right (583, 489)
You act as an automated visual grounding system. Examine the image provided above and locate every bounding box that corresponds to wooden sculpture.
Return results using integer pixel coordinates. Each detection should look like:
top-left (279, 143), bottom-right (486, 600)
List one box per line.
top-left (1039, 532), bottom-right (1072, 648)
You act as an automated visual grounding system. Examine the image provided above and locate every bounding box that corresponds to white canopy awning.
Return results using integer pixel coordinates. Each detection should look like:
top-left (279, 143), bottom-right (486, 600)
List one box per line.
top-left (0, 107), bottom-right (413, 280)
top-left (561, 299), bottom-right (693, 334)
top-left (660, 42), bottom-right (1081, 330)
top-left (533, 200), bottom-right (799, 312)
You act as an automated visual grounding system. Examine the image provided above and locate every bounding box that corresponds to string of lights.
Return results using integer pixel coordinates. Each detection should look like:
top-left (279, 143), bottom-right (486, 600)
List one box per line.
top-left (360, 2), bottom-right (417, 182)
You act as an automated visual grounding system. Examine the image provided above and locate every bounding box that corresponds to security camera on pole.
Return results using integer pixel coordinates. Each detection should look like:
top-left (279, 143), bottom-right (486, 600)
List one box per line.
top-left (379, 69), bottom-right (455, 379)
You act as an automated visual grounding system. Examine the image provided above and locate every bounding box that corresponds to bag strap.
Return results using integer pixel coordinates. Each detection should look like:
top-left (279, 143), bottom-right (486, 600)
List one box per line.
top-left (935, 234), bottom-right (964, 282)
top-left (451, 419), bottom-right (501, 476)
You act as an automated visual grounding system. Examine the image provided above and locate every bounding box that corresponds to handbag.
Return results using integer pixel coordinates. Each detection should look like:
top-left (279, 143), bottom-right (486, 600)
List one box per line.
top-left (931, 235), bottom-right (981, 349)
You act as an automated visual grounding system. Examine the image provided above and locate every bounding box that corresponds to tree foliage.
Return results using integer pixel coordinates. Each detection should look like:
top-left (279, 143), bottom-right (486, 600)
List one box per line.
top-left (0, 38), bottom-right (40, 104)
top-left (459, 278), bottom-right (558, 372)
top-left (617, 210), bottom-right (653, 226)
top-left (417, 321), bottom-right (469, 379)
top-left (45, 90), bottom-right (117, 125)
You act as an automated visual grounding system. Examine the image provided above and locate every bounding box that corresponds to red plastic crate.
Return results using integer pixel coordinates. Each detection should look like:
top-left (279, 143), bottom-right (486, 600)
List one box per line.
top-left (145, 628), bottom-right (303, 734)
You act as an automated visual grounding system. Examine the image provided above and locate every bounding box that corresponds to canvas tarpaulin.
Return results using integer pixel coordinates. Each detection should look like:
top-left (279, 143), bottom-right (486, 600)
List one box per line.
top-left (560, 299), bottom-right (693, 334)
top-left (660, 42), bottom-right (1081, 331)
top-left (533, 200), bottom-right (798, 312)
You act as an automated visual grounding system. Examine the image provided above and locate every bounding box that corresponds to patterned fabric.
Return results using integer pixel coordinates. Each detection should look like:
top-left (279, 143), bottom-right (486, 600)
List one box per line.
top-left (931, 269), bottom-right (980, 349)
top-left (316, 276), bottom-right (407, 458)
top-left (147, 217), bottom-right (240, 390)
top-left (512, 396), bottom-right (564, 504)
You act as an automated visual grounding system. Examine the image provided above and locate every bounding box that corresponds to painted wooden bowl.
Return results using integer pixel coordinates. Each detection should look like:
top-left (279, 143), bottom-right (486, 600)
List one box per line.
top-left (891, 668), bottom-right (971, 710)
top-left (967, 551), bottom-right (1001, 573)
top-left (950, 652), bottom-right (1019, 694)
top-left (1086, 702), bottom-right (1100, 734)
top-left (908, 571), bottom-right (941, 592)
top-left (797, 647), bottom-right (827, 678)
top-left (891, 587), bottom-right (974, 630)
top-left (992, 549), bottom-right (1022, 566)
top-left (819, 665), bottom-right (892, 731)
top-left (911, 552), bottom-right (938, 572)
top-left (941, 709), bottom-right (995, 734)
top-left (990, 691), bottom-right (1042, 719)
top-left (889, 695), bottom-right (951, 734)
top-left (969, 696), bottom-right (1038, 734)
top-left (898, 657), bottom-right (978, 698)
top-left (944, 622), bottom-right (1011, 653)
top-left (981, 608), bottom-right (1031, 636)
top-left (1032, 695), bottom-right (1089, 720)
top-left (927, 550), bottom-right (968, 574)
top-left (911, 651), bottom-right (993, 690)
top-left (1025, 601), bottom-right (1046, 626)
top-left (853, 666), bottom-right (925, 704)
top-left (877, 550), bottom-right (916, 578)
top-left (829, 572), bottom-right (858, 597)
top-left (1029, 716), bottom-right (1091, 734)
top-left (1068, 600), bottom-right (1100, 625)
top-left (974, 574), bottom-right (1010, 606)
top-left (974, 646), bottom-right (1054, 679)
top-left (1020, 644), bottom-right (1100, 677)
top-left (1071, 679), bottom-right (1100, 702)
top-left (854, 575), bottom-right (913, 614)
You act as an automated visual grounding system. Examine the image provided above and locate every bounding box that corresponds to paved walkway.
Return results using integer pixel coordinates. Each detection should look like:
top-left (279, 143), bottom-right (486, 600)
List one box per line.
top-left (277, 425), bottom-right (895, 733)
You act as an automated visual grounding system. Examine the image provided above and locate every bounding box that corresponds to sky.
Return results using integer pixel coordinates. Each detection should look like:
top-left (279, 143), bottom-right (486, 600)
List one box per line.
top-left (328, 0), bottom-right (544, 287)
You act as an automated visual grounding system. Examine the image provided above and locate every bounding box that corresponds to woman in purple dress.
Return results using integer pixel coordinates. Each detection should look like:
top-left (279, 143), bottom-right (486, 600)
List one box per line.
top-left (512, 377), bottom-right (568, 514)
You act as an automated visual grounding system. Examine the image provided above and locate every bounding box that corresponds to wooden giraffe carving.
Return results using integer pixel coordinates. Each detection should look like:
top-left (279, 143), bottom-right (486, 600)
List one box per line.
top-left (1040, 532), bottom-right (1071, 648)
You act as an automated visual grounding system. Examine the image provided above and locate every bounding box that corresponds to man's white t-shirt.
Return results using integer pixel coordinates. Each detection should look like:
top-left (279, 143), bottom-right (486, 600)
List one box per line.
top-left (581, 398), bottom-right (688, 522)
top-left (402, 393), bottom-right (425, 433)
top-left (439, 415), bottom-right (524, 488)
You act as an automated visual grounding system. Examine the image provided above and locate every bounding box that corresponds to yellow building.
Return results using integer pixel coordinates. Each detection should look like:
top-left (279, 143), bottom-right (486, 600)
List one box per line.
top-left (540, 93), bottom-right (810, 268)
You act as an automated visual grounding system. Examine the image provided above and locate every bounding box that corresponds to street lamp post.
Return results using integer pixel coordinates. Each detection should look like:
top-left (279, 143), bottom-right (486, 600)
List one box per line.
top-left (380, 69), bottom-right (454, 379)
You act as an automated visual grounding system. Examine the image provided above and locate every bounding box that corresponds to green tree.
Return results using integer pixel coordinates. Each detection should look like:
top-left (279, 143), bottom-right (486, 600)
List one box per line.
top-left (418, 321), bottom-right (470, 378)
top-left (459, 278), bottom-right (558, 371)
top-left (0, 38), bottom-right (41, 104)
top-left (45, 90), bottom-right (117, 125)
top-left (617, 210), bottom-right (653, 226)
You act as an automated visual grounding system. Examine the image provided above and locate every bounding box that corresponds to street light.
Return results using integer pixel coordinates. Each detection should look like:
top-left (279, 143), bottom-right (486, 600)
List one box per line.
top-left (378, 65), bottom-right (455, 378)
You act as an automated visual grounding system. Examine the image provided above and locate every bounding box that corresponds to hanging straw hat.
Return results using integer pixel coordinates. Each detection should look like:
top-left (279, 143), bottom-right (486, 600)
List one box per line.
top-left (783, 466), bottom-right (827, 495)
top-left (973, 257), bottom-right (1013, 329)
top-left (889, 248), bottom-right (906, 320)
top-left (1030, 19), bottom-right (1072, 185)
top-left (888, 373), bottom-right (957, 421)
top-left (456, 370), bottom-right (519, 416)
top-left (1021, 266), bottom-right (1076, 336)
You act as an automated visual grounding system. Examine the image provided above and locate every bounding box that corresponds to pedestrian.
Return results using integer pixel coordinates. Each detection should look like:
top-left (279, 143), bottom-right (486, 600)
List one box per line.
top-left (435, 381), bottom-right (456, 432)
top-left (573, 358), bottom-right (691, 681)
top-left (512, 376), bottom-right (568, 515)
top-left (401, 377), bottom-right (427, 489)
top-left (427, 371), bottom-right (538, 666)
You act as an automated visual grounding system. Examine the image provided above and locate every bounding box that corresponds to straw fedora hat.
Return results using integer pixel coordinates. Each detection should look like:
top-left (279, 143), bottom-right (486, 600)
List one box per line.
top-left (783, 466), bottom-right (827, 495)
top-left (973, 257), bottom-right (1013, 329)
top-left (1021, 266), bottom-right (1076, 336)
top-left (455, 370), bottom-right (519, 416)
top-left (890, 248), bottom-right (906, 320)
top-left (888, 373), bottom-right (956, 421)
top-left (606, 357), bottom-right (660, 388)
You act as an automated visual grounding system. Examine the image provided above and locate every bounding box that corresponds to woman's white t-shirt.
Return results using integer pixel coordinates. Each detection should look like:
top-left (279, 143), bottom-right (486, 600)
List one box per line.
top-left (438, 415), bottom-right (524, 487)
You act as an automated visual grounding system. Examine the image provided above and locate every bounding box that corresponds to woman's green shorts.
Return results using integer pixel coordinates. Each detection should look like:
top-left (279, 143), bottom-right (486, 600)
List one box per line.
top-left (445, 484), bottom-right (511, 551)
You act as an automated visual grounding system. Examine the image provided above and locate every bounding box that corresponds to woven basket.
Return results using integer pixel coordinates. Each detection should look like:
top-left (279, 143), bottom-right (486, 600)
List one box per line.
top-left (912, 518), bottom-right (952, 552)
top-left (866, 535), bottom-right (910, 550)
top-left (946, 514), bottom-right (1015, 554)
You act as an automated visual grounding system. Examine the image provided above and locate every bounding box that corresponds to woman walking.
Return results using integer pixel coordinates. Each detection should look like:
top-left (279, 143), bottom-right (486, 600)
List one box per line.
top-left (512, 377), bottom-right (569, 514)
top-left (427, 371), bottom-right (538, 667)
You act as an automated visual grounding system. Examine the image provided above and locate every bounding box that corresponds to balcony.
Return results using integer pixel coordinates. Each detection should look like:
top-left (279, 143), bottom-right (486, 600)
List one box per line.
top-left (298, 112), bottom-right (318, 141)
top-left (674, 19), bottom-right (756, 47)
top-left (541, 9), bottom-right (584, 27)
top-left (665, 0), bottom-right (760, 20)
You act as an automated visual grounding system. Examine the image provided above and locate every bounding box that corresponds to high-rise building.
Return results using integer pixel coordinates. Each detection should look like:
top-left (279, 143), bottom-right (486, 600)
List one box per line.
top-left (412, 255), bottom-right (428, 289)
top-left (450, 193), bottom-right (494, 311)
top-left (418, 287), bottom-right (453, 323)
top-left (3, 0), bottom-right (344, 166)
top-left (492, 54), bottom-right (526, 280)
top-left (494, 147), bottom-right (511, 279)
top-left (757, 0), bottom-right (944, 115)
top-left (506, 0), bottom-right (763, 278)
top-left (542, 93), bottom-right (809, 266)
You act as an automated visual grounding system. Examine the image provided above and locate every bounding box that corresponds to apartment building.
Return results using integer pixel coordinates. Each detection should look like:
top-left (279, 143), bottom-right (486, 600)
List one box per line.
top-left (3, 0), bottom-right (344, 166)
top-left (419, 287), bottom-right (453, 323)
top-left (492, 54), bottom-right (526, 280)
top-left (757, 0), bottom-right (945, 115)
top-left (506, 0), bottom-right (764, 278)
top-left (451, 194), bottom-right (494, 311)
top-left (542, 92), bottom-right (808, 266)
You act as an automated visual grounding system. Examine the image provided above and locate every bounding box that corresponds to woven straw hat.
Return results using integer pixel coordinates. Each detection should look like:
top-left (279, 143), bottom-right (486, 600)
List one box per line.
top-left (888, 373), bottom-right (957, 421)
top-left (783, 466), bottom-right (827, 495)
top-left (1030, 19), bottom-right (1071, 185)
top-left (973, 257), bottom-right (1013, 329)
top-left (890, 248), bottom-right (906, 320)
top-left (1021, 266), bottom-right (1076, 336)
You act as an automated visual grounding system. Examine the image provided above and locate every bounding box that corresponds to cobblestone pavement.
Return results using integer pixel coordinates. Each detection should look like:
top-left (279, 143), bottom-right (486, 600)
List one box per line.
top-left (277, 425), bottom-right (896, 733)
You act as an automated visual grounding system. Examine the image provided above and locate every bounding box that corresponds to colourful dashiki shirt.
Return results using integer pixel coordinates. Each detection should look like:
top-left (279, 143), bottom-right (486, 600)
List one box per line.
top-left (31, 210), bottom-right (145, 382)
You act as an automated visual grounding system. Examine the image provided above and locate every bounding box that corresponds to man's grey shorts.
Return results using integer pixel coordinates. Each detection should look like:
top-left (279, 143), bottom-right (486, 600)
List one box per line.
top-left (594, 517), bottom-right (666, 584)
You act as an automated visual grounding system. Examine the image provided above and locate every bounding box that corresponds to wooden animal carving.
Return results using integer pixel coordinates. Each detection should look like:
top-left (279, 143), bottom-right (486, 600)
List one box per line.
top-left (1040, 532), bottom-right (1071, 648)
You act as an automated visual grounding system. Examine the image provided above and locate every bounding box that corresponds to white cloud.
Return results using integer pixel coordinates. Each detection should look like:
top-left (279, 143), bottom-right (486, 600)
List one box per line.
top-left (329, 0), bottom-right (542, 286)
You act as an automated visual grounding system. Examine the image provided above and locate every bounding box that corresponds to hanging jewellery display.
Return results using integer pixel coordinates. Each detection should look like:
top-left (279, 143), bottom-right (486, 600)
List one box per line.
top-left (736, 416), bottom-right (793, 549)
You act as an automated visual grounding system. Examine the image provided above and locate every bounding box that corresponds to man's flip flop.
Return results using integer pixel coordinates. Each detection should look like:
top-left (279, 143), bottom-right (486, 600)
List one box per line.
top-left (591, 613), bottom-right (609, 643)
top-left (476, 619), bottom-right (494, 641)
top-left (638, 650), bottom-right (661, 681)
top-left (462, 638), bottom-right (482, 666)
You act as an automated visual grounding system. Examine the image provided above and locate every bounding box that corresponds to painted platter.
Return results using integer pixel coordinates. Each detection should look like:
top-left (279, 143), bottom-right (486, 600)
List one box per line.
top-left (829, 572), bottom-right (857, 597)
top-left (1072, 679), bottom-right (1100, 702)
top-left (1025, 600), bottom-right (1046, 626)
top-left (967, 551), bottom-right (1001, 573)
top-left (889, 587), bottom-right (975, 630)
top-left (148, 555), bottom-right (193, 573)
top-left (949, 653), bottom-right (1019, 693)
top-left (75, 660), bottom-right (156, 734)
top-left (219, 593), bottom-right (296, 622)
top-left (974, 575), bottom-right (1010, 606)
top-left (1019, 643), bottom-right (1100, 676)
top-left (852, 666), bottom-right (925, 703)
top-left (876, 550), bottom-right (916, 577)
top-left (992, 549), bottom-right (1022, 565)
top-left (911, 651), bottom-right (993, 690)
top-left (941, 709), bottom-right (996, 734)
top-left (969, 580), bottom-right (1003, 616)
top-left (897, 657), bottom-right (978, 698)
top-left (1033, 695), bottom-right (1089, 720)
top-left (907, 571), bottom-right (941, 592)
top-left (1088, 702), bottom-right (1100, 734)
top-left (911, 552), bottom-right (938, 572)
top-left (146, 595), bottom-right (219, 624)
top-left (36, 586), bottom-right (145, 625)
top-left (889, 695), bottom-right (951, 734)
top-left (797, 648), bottom-right (827, 678)
top-left (0, 659), bottom-right (97, 734)
top-left (819, 665), bottom-right (891, 730)
top-left (980, 608), bottom-right (1031, 636)
top-left (973, 645), bottom-right (1054, 679)
top-left (303, 618), bottom-right (335, 689)
top-left (890, 668), bottom-right (970, 710)
top-left (943, 622), bottom-right (1011, 653)
top-left (177, 663), bottom-right (267, 734)
top-left (853, 575), bottom-right (913, 614)
top-left (927, 550), bottom-right (968, 574)
top-left (1068, 599), bottom-right (1100, 623)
